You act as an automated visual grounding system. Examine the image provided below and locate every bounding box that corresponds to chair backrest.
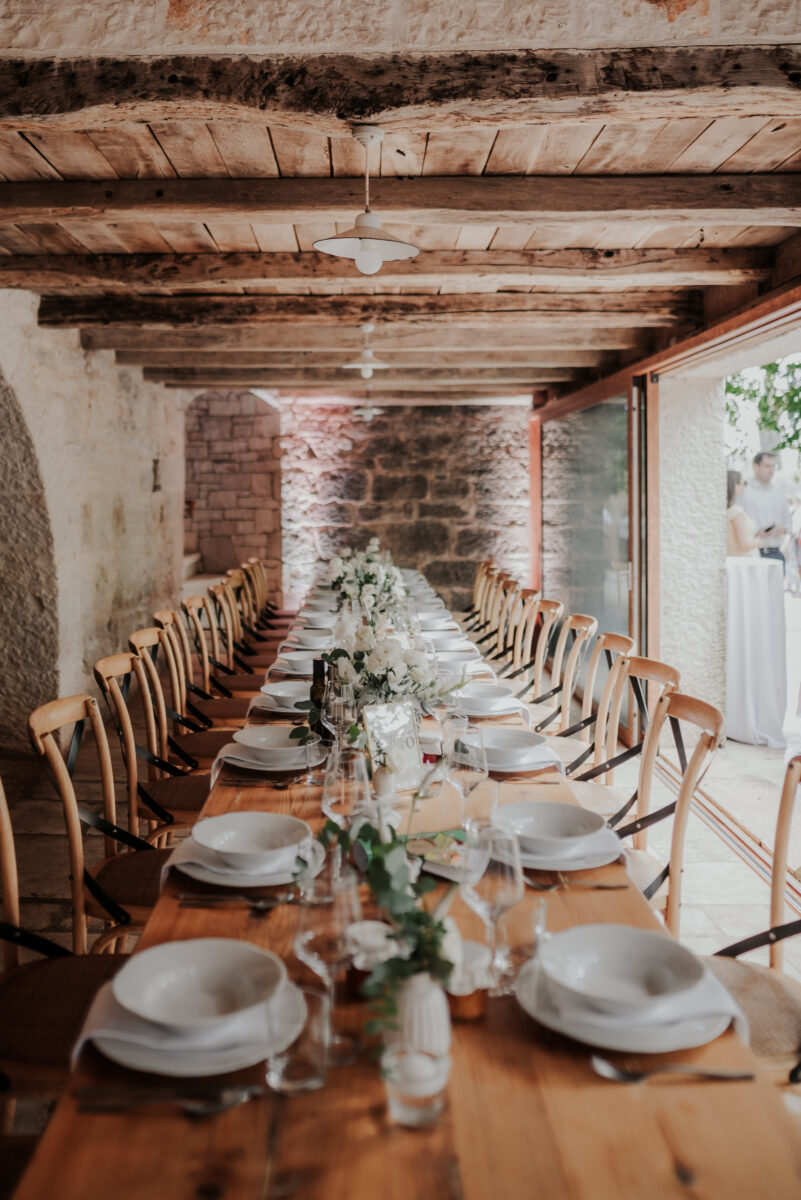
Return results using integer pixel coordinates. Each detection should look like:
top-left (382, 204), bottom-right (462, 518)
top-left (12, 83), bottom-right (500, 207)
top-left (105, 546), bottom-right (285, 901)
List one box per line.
top-left (769, 755), bottom-right (801, 970)
top-left (94, 651), bottom-right (160, 835)
top-left (153, 609), bottom-right (189, 720)
top-left (528, 598), bottom-right (564, 698)
top-left (552, 614), bottom-right (599, 731)
top-left (183, 594), bottom-right (215, 694)
top-left (128, 627), bottom-right (173, 758)
top-left (604, 654), bottom-right (681, 787)
top-left (655, 693), bottom-right (725, 936)
top-left (209, 583), bottom-right (240, 670)
top-left (510, 590), bottom-right (540, 672)
top-left (0, 773), bottom-right (21, 972)
top-left (28, 694), bottom-right (120, 954)
top-left (492, 578), bottom-right (520, 656)
top-left (471, 560), bottom-right (494, 612)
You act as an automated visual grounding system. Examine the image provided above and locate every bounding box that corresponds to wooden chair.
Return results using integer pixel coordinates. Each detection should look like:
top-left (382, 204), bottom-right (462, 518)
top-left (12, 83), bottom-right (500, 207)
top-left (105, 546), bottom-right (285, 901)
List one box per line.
top-left (27, 695), bottom-right (170, 954)
top-left (477, 577), bottom-right (521, 659)
top-left (542, 633), bottom-right (635, 774)
top-left (128, 628), bottom-right (235, 769)
top-left (94, 652), bottom-right (211, 834)
top-left (0, 773), bottom-right (121, 1102)
top-left (497, 597), bottom-right (563, 697)
top-left (243, 558), bottom-right (297, 625)
top-left (521, 612), bottom-right (599, 734)
top-left (182, 593), bottom-right (261, 697)
top-left (568, 655), bottom-right (681, 821)
top-left (461, 559), bottom-right (495, 622)
top-left (463, 566), bottom-right (503, 634)
top-left (706, 755), bottom-right (801, 1060)
top-left (154, 608), bottom-right (251, 727)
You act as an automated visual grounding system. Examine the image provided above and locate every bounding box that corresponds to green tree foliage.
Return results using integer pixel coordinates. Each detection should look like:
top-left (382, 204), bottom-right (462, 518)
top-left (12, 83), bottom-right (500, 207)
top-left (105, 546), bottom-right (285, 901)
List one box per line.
top-left (725, 358), bottom-right (801, 451)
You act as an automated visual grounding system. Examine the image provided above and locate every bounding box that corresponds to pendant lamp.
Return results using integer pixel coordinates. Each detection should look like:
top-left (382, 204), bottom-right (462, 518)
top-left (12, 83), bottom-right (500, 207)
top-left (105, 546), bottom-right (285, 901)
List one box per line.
top-left (313, 126), bottom-right (419, 275)
top-left (342, 322), bottom-right (391, 380)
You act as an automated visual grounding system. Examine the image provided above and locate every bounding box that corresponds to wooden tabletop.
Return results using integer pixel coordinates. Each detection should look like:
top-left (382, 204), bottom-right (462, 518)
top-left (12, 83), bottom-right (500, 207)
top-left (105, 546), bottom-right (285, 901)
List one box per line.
top-left (13, 713), bottom-right (801, 1199)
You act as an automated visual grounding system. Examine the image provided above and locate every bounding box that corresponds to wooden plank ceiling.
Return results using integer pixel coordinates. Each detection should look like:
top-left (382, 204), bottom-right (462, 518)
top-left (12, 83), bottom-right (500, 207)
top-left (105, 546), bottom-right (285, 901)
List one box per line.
top-left (3, 48), bottom-right (801, 402)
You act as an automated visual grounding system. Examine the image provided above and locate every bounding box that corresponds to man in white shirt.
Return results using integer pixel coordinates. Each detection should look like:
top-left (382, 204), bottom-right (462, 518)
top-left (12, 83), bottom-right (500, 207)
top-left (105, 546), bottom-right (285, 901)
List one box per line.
top-left (741, 451), bottom-right (791, 563)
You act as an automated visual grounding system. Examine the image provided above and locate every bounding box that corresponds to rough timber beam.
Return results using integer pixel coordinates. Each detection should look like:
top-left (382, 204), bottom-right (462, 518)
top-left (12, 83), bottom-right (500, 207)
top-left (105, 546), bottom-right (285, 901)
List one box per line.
top-left (116, 349), bottom-right (614, 369)
top-left (3, 49), bottom-right (801, 131)
top-left (0, 249), bottom-right (771, 291)
top-left (82, 326), bottom-right (649, 353)
top-left (142, 367), bottom-right (577, 387)
top-left (5, 176), bottom-right (800, 227)
top-left (41, 292), bottom-right (695, 329)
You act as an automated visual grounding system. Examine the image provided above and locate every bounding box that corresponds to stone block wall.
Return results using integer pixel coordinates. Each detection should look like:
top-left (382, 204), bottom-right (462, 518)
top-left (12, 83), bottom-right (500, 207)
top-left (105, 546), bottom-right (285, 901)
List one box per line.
top-left (279, 403), bottom-right (531, 610)
top-left (184, 391), bottom-right (282, 589)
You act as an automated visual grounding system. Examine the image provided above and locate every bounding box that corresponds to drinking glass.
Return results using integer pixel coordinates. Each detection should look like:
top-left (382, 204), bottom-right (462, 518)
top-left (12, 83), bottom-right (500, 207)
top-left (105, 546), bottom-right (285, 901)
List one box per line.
top-left (321, 747), bottom-right (372, 829)
top-left (444, 727), bottom-right (488, 833)
top-left (430, 667), bottom-right (461, 726)
top-left (293, 869), bottom-right (362, 1066)
top-left (461, 827), bottom-right (524, 996)
top-left (265, 986), bottom-right (330, 1094)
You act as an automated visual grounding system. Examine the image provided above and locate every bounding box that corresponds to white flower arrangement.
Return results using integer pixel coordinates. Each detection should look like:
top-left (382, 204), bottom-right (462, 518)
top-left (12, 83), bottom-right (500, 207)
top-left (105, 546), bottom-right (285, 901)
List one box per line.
top-left (326, 538), bottom-right (407, 624)
top-left (325, 615), bottom-right (442, 713)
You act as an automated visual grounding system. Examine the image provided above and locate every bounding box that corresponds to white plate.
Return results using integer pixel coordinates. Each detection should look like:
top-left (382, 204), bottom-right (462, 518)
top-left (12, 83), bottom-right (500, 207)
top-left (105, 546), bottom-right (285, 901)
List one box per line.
top-left (175, 837), bottom-right (325, 888)
top-left (493, 800), bottom-right (606, 857)
top-left (251, 697), bottom-right (310, 717)
top-left (95, 981), bottom-right (307, 1077)
top-left (192, 812), bottom-right (312, 873)
top-left (515, 963), bottom-right (731, 1054)
top-left (458, 702), bottom-right (524, 719)
top-left (220, 745), bottom-right (327, 773)
top-left (516, 828), bottom-right (623, 872)
top-left (233, 726), bottom-right (320, 764)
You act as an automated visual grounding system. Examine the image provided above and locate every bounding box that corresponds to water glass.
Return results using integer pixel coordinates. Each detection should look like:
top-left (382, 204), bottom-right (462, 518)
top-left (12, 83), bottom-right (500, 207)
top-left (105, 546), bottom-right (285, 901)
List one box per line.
top-left (382, 1047), bottom-right (451, 1128)
top-left (445, 726), bottom-right (488, 832)
top-left (461, 826), bottom-right (524, 995)
top-left (266, 986), bottom-right (330, 1094)
top-left (321, 747), bottom-right (372, 829)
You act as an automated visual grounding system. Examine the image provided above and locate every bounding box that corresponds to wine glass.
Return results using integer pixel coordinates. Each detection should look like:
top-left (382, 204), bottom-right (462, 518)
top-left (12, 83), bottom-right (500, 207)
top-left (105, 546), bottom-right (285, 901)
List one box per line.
top-left (430, 666), bottom-right (461, 726)
top-left (321, 747), bottom-right (372, 829)
top-left (293, 869), bottom-right (362, 1066)
top-left (461, 827), bottom-right (524, 996)
top-left (444, 727), bottom-right (488, 833)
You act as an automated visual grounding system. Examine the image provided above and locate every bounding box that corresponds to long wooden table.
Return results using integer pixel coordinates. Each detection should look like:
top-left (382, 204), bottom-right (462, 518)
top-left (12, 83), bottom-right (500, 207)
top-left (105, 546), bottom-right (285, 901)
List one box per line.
top-left (13, 658), bottom-right (801, 1199)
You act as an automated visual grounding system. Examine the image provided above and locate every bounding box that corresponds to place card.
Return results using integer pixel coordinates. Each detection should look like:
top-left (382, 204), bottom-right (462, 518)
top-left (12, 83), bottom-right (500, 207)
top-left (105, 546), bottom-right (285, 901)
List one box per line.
top-left (362, 700), bottom-right (423, 789)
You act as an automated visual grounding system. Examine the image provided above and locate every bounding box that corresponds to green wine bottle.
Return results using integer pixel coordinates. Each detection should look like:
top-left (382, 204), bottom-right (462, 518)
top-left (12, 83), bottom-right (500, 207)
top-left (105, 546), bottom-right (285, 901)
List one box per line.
top-left (310, 658), bottom-right (328, 742)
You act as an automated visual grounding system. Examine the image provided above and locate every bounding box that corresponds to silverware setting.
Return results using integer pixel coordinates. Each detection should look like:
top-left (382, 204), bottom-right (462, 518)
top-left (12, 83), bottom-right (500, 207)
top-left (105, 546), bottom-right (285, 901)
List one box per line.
top-left (590, 1054), bottom-right (755, 1084)
top-left (219, 773), bottom-right (306, 789)
top-left (176, 891), bottom-right (296, 912)
top-left (75, 1083), bottom-right (268, 1117)
top-left (523, 873), bottom-right (627, 893)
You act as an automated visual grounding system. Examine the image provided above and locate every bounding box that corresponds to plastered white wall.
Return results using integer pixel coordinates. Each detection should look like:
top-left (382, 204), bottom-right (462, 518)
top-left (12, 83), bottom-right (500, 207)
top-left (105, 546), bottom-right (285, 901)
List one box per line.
top-left (3, 0), bottom-right (799, 56)
top-left (657, 373), bottom-right (727, 712)
top-left (0, 291), bottom-right (185, 728)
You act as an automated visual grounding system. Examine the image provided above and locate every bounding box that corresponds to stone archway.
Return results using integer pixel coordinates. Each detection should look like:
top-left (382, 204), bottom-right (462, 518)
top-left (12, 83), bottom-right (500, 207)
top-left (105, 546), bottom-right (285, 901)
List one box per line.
top-left (0, 367), bottom-right (58, 752)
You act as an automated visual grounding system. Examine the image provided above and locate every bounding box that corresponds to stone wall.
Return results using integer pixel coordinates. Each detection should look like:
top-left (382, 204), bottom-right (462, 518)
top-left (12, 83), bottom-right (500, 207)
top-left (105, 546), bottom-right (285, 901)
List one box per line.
top-left (0, 290), bottom-right (185, 750)
top-left (279, 403), bottom-right (531, 610)
top-left (184, 391), bottom-right (282, 589)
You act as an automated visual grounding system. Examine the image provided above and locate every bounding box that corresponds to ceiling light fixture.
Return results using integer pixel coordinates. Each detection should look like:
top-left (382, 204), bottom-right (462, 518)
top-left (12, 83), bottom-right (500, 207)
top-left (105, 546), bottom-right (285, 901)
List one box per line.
top-left (342, 322), bottom-right (391, 380)
top-left (313, 126), bottom-right (419, 276)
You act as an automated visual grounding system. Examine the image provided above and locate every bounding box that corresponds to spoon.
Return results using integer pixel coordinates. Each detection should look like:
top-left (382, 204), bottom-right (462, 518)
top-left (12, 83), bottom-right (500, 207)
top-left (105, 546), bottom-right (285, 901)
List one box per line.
top-left (523, 875), bottom-right (627, 892)
top-left (590, 1054), bottom-right (755, 1084)
top-left (77, 1085), bottom-right (265, 1117)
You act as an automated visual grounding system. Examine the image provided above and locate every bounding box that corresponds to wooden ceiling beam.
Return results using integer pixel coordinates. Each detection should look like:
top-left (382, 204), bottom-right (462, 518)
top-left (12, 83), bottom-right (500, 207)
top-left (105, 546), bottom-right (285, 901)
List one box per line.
top-left (3, 49), bottom-right (801, 132)
top-left (4, 176), bottom-right (800, 227)
top-left (0, 248), bottom-right (771, 291)
top-left (83, 325), bottom-right (649, 352)
top-left (42, 292), bottom-right (695, 329)
top-left (116, 349), bottom-right (613, 368)
top-left (142, 367), bottom-right (577, 387)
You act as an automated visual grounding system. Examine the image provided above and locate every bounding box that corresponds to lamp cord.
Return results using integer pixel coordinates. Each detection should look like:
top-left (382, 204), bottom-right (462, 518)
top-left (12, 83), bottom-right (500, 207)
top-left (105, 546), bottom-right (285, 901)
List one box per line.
top-left (364, 143), bottom-right (370, 213)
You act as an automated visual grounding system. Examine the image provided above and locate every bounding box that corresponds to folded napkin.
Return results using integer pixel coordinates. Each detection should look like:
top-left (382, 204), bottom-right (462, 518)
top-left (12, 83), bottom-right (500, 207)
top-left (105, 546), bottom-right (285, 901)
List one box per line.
top-left (210, 743), bottom-right (309, 788)
top-left (161, 832), bottom-right (314, 888)
top-left (73, 980), bottom-right (299, 1066)
top-left (516, 825), bottom-right (623, 869)
top-left (539, 965), bottom-right (749, 1042)
top-left (489, 742), bottom-right (566, 777)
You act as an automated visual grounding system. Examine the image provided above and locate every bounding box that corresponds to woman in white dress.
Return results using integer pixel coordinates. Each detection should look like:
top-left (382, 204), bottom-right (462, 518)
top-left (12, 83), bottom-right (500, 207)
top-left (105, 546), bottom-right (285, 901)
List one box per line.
top-left (727, 470), bottom-right (762, 557)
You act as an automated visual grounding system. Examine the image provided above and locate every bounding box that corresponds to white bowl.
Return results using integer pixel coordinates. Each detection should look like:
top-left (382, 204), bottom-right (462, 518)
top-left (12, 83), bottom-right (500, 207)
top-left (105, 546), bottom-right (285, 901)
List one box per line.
top-left (192, 811), bottom-right (311, 872)
top-left (493, 799), bottom-right (605, 855)
top-left (290, 628), bottom-right (334, 649)
top-left (113, 938), bottom-right (287, 1031)
top-left (416, 603), bottom-right (447, 617)
top-left (260, 680), bottom-right (310, 710)
top-left (436, 648), bottom-right (481, 664)
top-left (428, 633), bottom-right (475, 651)
top-left (299, 611), bottom-right (337, 629)
top-left (456, 682), bottom-right (516, 713)
top-left (274, 651), bottom-right (316, 676)
top-left (420, 619), bottom-right (459, 633)
top-left (304, 596), bottom-right (339, 612)
top-left (539, 924), bottom-right (705, 1017)
top-left (233, 726), bottom-right (318, 764)
top-left (465, 727), bottom-right (545, 768)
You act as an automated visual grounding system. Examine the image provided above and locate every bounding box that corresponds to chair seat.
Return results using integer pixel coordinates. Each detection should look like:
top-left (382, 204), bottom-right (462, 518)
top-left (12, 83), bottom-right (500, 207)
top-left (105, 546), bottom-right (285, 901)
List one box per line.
top-left (174, 727), bottom-right (239, 764)
top-left (212, 671), bottom-right (265, 693)
top-left (193, 696), bottom-right (251, 724)
top-left (88, 847), bottom-right (172, 919)
top-left (625, 847), bottom-right (669, 909)
top-left (706, 958), bottom-right (801, 1057)
top-left (0, 954), bottom-right (121, 1081)
top-left (144, 772), bottom-right (211, 817)
top-left (567, 780), bottom-right (631, 819)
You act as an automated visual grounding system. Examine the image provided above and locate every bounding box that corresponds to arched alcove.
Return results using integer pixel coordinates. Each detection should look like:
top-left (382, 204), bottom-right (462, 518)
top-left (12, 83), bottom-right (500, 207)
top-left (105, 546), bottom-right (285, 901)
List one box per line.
top-left (0, 367), bottom-right (58, 752)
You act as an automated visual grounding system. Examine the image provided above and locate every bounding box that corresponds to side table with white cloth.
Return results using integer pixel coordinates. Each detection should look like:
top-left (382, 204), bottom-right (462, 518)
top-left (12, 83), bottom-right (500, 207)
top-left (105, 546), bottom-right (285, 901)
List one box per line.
top-left (726, 556), bottom-right (786, 749)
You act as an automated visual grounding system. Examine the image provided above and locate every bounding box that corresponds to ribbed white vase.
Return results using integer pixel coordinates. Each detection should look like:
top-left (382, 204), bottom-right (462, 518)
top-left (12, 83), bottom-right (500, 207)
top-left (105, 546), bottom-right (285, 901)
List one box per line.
top-left (394, 973), bottom-right (452, 1056)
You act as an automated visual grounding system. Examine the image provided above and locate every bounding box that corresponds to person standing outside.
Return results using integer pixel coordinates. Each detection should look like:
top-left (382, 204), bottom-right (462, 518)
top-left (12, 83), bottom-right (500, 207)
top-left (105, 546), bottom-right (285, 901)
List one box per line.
top-left (741, 451), bottom-right (791, 563)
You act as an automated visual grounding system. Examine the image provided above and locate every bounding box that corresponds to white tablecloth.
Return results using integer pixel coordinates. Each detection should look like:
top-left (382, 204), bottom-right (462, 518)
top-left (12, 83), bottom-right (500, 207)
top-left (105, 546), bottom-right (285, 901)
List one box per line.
top-left (726, 557), bottom-right (786, 749)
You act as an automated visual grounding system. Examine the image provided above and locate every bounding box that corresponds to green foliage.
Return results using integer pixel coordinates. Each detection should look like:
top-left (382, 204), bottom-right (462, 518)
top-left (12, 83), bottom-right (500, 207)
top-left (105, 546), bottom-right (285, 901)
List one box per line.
top-left (317, 817), bottom-right (455, 1031)
top-left (725, 358), bottom-right (801, 452)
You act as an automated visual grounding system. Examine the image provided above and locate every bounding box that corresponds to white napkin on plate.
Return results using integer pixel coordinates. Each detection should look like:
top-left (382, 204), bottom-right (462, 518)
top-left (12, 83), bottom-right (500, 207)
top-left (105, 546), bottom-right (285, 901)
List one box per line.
top-left (73, 980), bottom-right (298, 1065)
top-left (209, 743), bottom-right (308, 788)
top-left (161, 834), bottom-right (310, 888)
top-left (540, 965), bottom-right (749, 1041)
top-left (490, 742), bottom-right (565, 776)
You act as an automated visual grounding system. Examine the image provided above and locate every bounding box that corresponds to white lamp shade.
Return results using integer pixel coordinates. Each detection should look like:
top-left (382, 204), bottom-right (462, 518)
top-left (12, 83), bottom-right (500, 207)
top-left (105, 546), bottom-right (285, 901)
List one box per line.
top-left (313, 211), bottom-right (419, 270)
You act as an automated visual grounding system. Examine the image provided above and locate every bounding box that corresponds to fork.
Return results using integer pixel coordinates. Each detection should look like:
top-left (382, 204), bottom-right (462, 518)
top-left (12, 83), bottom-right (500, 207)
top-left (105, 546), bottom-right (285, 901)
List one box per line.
top-left (523, 874), bottom-right (626, 892)
top-left (590, 1055), bottom-right (754, 1084)
top-left (77, 1084), bottom-right (267, 1117)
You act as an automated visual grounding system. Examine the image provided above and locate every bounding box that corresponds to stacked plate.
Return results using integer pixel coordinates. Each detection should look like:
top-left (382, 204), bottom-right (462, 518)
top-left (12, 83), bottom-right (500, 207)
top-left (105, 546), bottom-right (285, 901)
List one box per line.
top-left (297, 610), bottom-right (338, 629)
top-left (455, 682), bottom-right (522, 718)
top-left (84, 938), bottom-right (307, 1076)
top-left (492, 799), bottom-right (621, 869)
top-left (172, 810), bottom-right (324, 887)
top-left (229, 726), bottom-right (324, 771)
top-left (271, 650), bottom-right (317, 677)
top-left (287, 627), bottom-right (334, 650)
top-left (516, 925), bottom-right (738, 1053)
top-left (419, 615), bottom-right (461, 633)
top-left (464, 729), bottom-right (563, 778)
